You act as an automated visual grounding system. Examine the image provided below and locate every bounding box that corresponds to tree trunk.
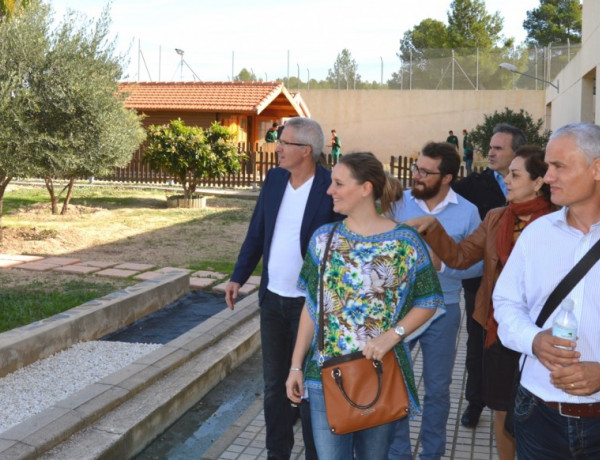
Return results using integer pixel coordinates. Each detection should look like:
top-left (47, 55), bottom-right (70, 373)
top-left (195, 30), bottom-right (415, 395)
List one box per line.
top-left (60, 178), bottom-right (76, 215)
top-left (44, 178), bottom-right (59, 215)
top-left (0, 176), bottom-right (12, 242)
top-left (182, 179), bottom-right (190, 199)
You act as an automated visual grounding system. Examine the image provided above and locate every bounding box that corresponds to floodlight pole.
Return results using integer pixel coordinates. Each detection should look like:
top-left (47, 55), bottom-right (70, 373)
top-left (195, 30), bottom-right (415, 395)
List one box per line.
top-left (175, 48), bottom-right (185, 81)
top-left (499, 62), bottom-right (559, 92)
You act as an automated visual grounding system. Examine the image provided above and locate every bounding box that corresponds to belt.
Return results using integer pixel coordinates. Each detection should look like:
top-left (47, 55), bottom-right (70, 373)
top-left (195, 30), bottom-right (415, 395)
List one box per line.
top-left (539, 398), bottom-right (600, 418)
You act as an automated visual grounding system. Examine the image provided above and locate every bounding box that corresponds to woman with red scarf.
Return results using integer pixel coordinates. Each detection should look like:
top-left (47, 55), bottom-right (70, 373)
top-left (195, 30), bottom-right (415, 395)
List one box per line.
top-left (404, 145), bottom-right (555, 460)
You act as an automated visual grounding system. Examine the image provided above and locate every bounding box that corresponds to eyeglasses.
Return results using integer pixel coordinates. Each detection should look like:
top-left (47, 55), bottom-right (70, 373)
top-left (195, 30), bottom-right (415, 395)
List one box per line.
top-left (410, 163), bottom-right (443, 178)
top-left (277, 139), bottom-right (309, 147)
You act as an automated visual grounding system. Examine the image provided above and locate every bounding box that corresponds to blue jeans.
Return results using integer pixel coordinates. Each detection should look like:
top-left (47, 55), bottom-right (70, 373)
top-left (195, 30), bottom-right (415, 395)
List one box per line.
top-left (389, 302), bottom-right (461, 460)
top-left (514, 385), bottom-right (600, 459)
top-left (261, 290), bottom-right (317, 460)
top-left (308, 387), bottom-right (394, 460)
top-left (465, 158), bottom-right (473, 173)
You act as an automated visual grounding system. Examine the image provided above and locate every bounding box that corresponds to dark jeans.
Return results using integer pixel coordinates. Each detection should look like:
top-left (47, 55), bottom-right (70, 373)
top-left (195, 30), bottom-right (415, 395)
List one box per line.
top-left (260, 290), bottom-right (317, 460)
top-left (515, 385), bottom-right (600, 459)
top-left (463, 283), bottom-right (485, 408)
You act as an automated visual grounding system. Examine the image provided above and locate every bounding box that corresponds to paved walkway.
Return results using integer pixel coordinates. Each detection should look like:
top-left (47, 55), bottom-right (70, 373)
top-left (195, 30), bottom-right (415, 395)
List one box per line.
top-left (1, 252), bottom-right (499, 459)
top-left (0, 253), bottom-right (259, 295)
top-left (205, 300), bottom-right (500, 460)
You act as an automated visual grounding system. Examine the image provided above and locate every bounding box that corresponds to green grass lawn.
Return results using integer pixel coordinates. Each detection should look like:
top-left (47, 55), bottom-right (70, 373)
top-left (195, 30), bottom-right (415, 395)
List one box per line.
top-left (0, 183), bottom-right (260, 333)
top-left (0, 274), bottom-right (134, 333)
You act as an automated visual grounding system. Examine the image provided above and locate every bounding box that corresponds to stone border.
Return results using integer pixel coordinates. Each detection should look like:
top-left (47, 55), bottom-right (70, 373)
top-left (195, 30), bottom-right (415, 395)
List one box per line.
top-left (0, 271), bottom-right (189, 378)
top-left (0, 284), bottom-right (260, 459)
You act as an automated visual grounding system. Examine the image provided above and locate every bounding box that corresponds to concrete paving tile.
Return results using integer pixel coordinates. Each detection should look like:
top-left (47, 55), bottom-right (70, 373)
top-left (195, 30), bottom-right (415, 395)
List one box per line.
top-left (0, 438), bottom-right (18, 451)
top-left (246, 275), bottom-right (261, 285)
top-left (191, 270), bottom-right (226, 279)
top-left (243, 446), bottom-right (262, 456)
top-left (113, 262), bottom-right (156, 271)
top-left (154, 267), bottom-right (192, 273)
top-left (95, 268), bottom-right (139, 278)
top-left (212, 281), bottom-right (228, 293)
top-left (0, 254), bottom-right (44, 262)
top-left (190, 277), bottom-right (216, 289)
top-left (237, 284), bottom-right (258, 295)
top-left (239, 453), bottom-right (260, 460)
top-left (1, 406), bottom-right (72, 440)
top-left (16, 261), bottom-right (60, 271)
top-left (41, 257), bottom-right (81, 265)
top-left (133, 271), bottom-right (165, 281)
top-left (53, 264), bottom-right (101, 274)
top-left (232, 438), bottom-right (251, 447)
top-left (69, 386), bottom-right (130, 419)
top-left (53, 383), bottom-right (114, 410)
top-left (97, 363), bottom-right (152, 386)
top-left (0, 441), bottom-right (37, 459)
top-left (110, 365), bottom-right (167, 391)
top-left (78, 260), bottom-right (119, 268)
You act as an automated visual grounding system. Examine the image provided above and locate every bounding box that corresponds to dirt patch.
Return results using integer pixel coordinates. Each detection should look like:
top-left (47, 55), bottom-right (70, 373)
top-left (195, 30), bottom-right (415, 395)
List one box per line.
top-left (0, 195), bottom-right (253, 268)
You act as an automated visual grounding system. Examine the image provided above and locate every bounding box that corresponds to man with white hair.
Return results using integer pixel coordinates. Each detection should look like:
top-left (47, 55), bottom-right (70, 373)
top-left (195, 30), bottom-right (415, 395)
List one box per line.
top-left (493, 123), bottom-right (600, 458)
top-left (226, 117), bottom-right (342, 460)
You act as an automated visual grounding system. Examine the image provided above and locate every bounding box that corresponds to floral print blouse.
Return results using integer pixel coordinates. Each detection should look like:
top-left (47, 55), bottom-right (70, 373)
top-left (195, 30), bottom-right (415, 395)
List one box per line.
top-left (298, 221), bottom-right (444, 412)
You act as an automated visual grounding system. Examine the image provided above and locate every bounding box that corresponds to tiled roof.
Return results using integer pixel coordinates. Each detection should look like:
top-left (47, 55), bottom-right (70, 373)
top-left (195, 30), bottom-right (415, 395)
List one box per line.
top-left (118, 81), bottom-right (296, 114)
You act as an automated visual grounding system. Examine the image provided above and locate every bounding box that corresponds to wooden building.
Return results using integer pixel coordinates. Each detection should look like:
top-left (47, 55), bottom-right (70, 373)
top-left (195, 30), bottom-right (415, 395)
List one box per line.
top-left (118, 81), bottom-right (310, 148)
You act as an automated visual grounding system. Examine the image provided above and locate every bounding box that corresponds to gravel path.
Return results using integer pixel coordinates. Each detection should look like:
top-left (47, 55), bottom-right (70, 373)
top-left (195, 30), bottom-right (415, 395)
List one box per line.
top-left (0, 341), bottom-right (161, 433)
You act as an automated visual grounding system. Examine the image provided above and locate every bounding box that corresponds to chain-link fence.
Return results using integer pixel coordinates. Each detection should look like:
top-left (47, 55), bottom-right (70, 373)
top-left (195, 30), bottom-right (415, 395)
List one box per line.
top-left (389, 43), bottom-right (579, 90)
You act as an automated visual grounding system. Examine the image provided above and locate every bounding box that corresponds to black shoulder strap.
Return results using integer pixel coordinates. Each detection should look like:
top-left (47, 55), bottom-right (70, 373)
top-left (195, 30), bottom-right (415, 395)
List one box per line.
top-left (318, 222), bottom-right (341, 352)
top-left (536, 236), bottom-right (600, 326)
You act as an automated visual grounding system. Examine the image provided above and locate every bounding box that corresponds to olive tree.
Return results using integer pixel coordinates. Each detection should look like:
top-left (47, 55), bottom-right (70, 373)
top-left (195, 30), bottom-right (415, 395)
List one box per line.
top-left (0, 1), bottom-right (145, 220)
top-left (0, 0), bottom-right (49, 236)
top-left (31, 6), bottom-right (145, 214)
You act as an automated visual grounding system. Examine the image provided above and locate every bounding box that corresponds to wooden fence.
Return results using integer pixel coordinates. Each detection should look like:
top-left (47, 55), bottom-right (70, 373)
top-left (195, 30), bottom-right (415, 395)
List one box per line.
top-left (99, 145), bottom-right (280, 188)
top-left (98, 147), bottom-right (482, 189)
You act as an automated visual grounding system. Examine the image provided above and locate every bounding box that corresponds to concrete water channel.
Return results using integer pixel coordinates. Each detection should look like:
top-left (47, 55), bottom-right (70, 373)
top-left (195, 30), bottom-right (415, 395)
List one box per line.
top-left (101, 290), bottom-right (265, 459)
top-left (0, 271), bottom-right (262, 459)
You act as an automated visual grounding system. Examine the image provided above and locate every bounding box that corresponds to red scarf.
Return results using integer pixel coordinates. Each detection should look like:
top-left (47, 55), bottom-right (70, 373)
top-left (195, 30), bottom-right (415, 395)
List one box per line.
top-left (486, 196), bottom-right (553, 348)
top-left (495, 196), bottom-right (553, 267)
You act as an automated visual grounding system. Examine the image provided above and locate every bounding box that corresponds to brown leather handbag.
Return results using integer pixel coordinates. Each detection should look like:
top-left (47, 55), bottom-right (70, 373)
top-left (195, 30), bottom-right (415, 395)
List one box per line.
top-left (318, 223), bottom-right (409, 435)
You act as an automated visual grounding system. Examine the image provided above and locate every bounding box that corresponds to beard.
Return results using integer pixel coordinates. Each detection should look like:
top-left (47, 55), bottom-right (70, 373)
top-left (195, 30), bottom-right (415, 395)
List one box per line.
top-left (411, 177), bottom-right (443, 200)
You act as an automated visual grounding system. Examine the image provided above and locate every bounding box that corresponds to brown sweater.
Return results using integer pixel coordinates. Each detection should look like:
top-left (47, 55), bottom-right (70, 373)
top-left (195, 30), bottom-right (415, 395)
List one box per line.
top-left (420, 207), bottom-right (506, 328)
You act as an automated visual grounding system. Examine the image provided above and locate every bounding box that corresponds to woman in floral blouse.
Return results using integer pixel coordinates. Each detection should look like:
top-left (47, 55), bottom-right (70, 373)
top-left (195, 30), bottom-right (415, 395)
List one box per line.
top-left (286, 152), bottom-right (444, 459)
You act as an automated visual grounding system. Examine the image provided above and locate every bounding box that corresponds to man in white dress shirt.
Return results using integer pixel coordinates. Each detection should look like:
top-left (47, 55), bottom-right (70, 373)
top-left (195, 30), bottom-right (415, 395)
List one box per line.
top-left (493, 123), bottom-right (600, 458)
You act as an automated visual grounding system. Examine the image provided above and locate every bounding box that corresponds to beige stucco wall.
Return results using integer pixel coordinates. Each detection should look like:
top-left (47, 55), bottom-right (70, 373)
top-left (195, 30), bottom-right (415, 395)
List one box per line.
top-left (302, 90), bottom-right (545, 163)
top-left (545, 0), bottom-right (599, 130)
top-left (298, 1), bottom-right (596, 161)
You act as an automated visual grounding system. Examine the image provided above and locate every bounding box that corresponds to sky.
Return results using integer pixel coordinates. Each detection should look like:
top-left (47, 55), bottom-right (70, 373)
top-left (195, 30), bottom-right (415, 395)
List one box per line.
top-left (48, 0), bottom-right (541, 83)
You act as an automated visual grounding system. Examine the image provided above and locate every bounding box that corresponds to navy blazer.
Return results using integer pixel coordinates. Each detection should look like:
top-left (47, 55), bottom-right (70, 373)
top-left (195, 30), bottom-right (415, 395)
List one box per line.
top-left (452, 168), bottom-right (507, 220)
top-left (231, 164), bottom-right (343, 303)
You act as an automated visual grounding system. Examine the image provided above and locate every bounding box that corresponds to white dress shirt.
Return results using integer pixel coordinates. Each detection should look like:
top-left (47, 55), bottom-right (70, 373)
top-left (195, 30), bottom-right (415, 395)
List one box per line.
top-left (493, 208), bottom-right (600, 403)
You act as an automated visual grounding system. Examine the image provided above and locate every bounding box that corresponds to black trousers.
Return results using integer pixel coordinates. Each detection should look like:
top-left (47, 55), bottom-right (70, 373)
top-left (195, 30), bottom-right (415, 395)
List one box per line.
top-left (463, 278), bottom-right (485, 407)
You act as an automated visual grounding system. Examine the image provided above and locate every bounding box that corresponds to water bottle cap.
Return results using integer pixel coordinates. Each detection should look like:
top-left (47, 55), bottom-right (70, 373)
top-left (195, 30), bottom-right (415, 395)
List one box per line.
top-left (561, 298), bottom-right (574, 311)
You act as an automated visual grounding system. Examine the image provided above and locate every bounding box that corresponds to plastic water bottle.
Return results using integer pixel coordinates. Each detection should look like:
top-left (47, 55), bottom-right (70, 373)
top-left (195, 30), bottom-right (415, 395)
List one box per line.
top-left (552, 298), bottom-right (577, 349)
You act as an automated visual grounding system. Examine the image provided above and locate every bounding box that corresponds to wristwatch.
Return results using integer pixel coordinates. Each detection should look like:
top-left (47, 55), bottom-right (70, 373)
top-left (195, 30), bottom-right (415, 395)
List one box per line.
top-left (394, 325), bottom-right (406, 342)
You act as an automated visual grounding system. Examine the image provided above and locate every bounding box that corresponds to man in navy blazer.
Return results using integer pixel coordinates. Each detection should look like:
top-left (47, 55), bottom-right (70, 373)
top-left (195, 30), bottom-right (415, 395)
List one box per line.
top-left (226, 117), bottom-right (342, 460)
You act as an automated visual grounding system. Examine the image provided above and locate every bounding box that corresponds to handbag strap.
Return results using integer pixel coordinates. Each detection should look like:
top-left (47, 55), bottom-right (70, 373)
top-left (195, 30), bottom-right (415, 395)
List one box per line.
top-left (535, 236), bottom-right (600, 327)
top-left (319, 222), bottom-right (341, 353)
